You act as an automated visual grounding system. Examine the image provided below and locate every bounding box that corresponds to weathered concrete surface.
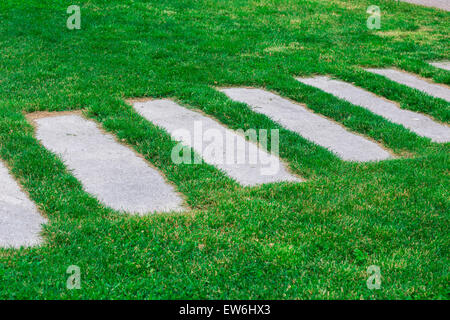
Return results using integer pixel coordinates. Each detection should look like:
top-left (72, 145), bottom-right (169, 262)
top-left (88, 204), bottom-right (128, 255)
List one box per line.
top-left (366, 68), bottom-right (450, 103)
top-left (34, 115), bottom-right (184, 214)
top-left (297, 76), bottom-right (450, 143)
top-left (221, 88), bottom-right (392, 162)
top-left (132, 99), bottom-right (301, 186)
top-left (0, 160), bottom-right (47, 248)
top-left (397, 0), bottom-right (450, 11)
top-left (430, 61), bottom-right (450, 71)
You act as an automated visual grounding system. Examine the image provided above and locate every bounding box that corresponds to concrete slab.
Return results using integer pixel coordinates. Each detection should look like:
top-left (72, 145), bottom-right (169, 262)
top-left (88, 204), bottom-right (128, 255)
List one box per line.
top-left (297, 76), bottom-right (450, 143)
top-left (220, 88), bottom-right (392, 162)
top-left (366, 68), bottom-right (450, 103)
top-left (132, 99), bottom-right (301, 186)
top-left (0, 160), bottom-right (47, 248)
top-left (430, 61), bottom-right (450, 71)
top-left (34, 114), bottom-right (184, 214)
top-left (397, 0), bottom-right (449, 11)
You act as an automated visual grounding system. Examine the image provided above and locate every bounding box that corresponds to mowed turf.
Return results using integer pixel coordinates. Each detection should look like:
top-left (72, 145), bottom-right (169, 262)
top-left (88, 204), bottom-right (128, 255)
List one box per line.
top-left (0, 0), bottom-right (448, 299)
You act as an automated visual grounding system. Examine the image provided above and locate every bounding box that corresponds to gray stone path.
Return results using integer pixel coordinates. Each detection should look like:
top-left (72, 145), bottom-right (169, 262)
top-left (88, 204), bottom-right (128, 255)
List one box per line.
top-left (397, 0), bottom-right (450, 11)
top-left (430, 61), bottom-right (450, 71)
top-left (297, 76), bottom-right (450, 143)
top-left (0, 160), bottom-right (47, 248)
top-left (220, 88), bottom-right (392, 162)
top-left (132, 99), bottom-right (301, 186)
top-left (366, 68), bottom-right (450, 103)
top-left (34, 114), bottom-right (184, 214)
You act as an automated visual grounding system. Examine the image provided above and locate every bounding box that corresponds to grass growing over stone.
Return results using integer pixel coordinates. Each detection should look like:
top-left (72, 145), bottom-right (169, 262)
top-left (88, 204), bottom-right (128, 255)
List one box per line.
top-left (0, 0), bottom-right (448, 299)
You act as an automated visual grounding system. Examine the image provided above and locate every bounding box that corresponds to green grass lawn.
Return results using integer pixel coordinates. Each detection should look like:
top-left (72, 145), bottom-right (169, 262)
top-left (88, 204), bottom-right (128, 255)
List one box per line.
top-left (0, 0), bottom-right (448, 299)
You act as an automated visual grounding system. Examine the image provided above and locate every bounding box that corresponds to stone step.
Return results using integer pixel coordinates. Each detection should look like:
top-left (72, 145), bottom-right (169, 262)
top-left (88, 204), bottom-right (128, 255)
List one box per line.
top-left (220, 88), bottom-right (392, 162)
top-left (397, 0), bottom-right (449, 11)
top-left (366, 68), bottom-right (450, 103)
top-left (0, 160), bottom-right (47, 248)
top-left (430, 61), bottom-right (450, 71)
top-left (132, 99), bottom-right (301, 186)
top-left (33, 114), bottom-right (185, 215)
top-left (297, 76), bottom-right (450, 143)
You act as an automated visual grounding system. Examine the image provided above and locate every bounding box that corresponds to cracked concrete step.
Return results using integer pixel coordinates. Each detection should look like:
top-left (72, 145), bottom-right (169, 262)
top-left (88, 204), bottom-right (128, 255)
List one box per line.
top-left (366, 68), bottom-right (450, 103)
top-left (132, 99), bottom-right (301, 186)
top-left (430, 61), bottom-right (450, 71)
top-left (397, 0), bottom-right (449, 11)
top-left (297, 76), bottom-right (450, 143)
top-left (0, 160), bottom-right (47, 248)
top-left (33, 114), bottom-right (184, 215)
top-left (220, 88), bottom-right (392, 162)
